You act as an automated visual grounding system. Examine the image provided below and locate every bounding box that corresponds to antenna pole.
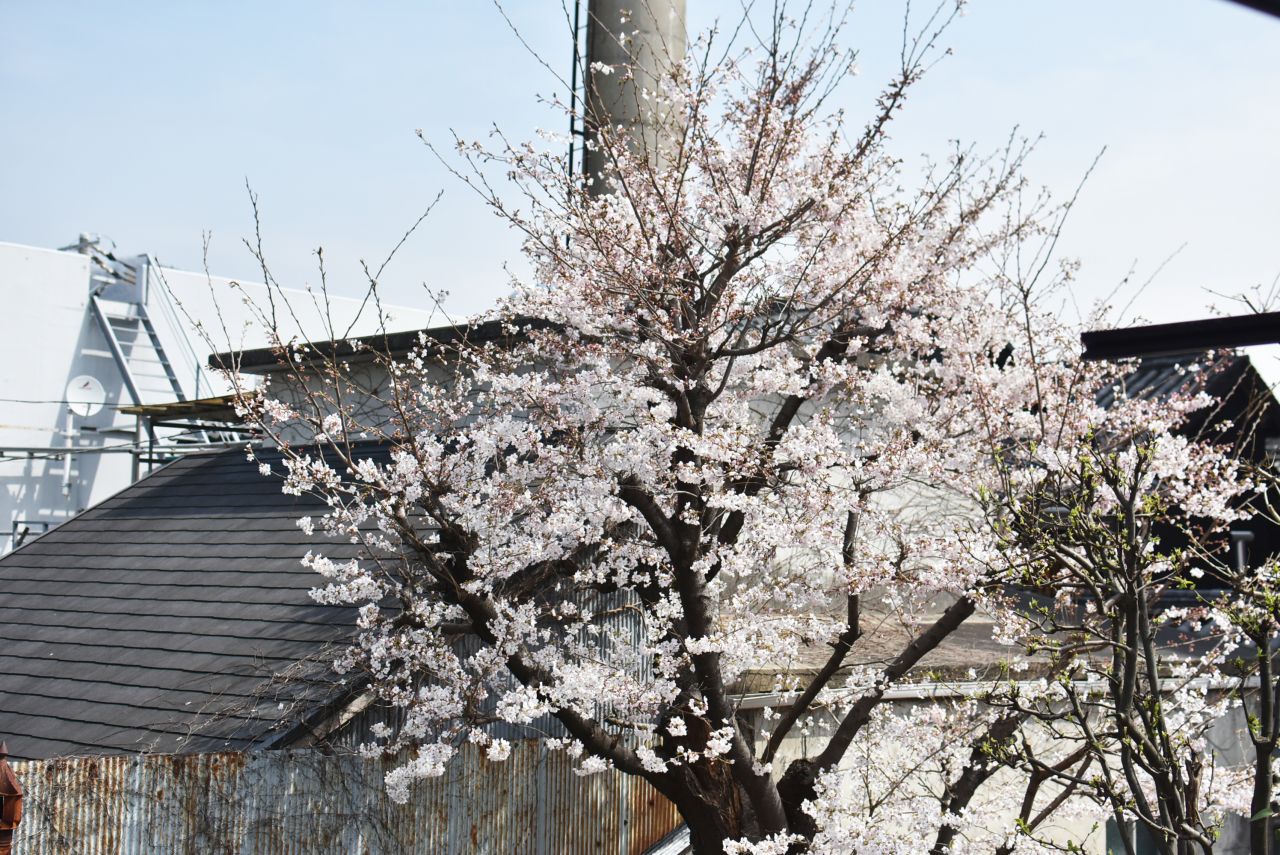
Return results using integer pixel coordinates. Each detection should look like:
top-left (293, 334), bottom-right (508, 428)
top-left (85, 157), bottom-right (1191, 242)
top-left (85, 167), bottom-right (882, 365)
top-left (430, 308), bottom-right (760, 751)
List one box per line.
top-left (567, 0), bottom-right (583, 180)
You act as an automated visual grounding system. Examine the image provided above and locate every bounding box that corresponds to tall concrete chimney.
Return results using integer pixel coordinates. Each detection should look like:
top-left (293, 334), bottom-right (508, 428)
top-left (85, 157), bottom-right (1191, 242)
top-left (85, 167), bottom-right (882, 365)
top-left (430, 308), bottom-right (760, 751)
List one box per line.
top-left (583, 0), bottom-right (687, 187)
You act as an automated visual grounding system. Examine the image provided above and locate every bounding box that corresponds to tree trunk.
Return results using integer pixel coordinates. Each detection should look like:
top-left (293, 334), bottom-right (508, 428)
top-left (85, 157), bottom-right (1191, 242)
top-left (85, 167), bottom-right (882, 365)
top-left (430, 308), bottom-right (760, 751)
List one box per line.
top-left (776, 758), bottom-right (819, 840)
top-left (1251, 746), bottom-right (1273, 855)
top-left (665, 765), bottom-right (768, 854)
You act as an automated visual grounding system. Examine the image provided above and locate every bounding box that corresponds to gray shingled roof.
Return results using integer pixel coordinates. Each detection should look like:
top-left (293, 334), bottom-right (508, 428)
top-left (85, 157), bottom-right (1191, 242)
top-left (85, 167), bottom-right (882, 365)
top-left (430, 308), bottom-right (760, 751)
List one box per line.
top-left (0, 445), bottom-right (375, 761)
top-left (1095, 351), bottom-right (1236, 408)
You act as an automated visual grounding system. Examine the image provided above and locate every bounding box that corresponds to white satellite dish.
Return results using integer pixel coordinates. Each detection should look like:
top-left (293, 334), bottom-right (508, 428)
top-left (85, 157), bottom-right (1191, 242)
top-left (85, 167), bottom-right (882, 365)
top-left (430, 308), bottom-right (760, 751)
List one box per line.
top-left (66, 375), bottom-right (107, 418)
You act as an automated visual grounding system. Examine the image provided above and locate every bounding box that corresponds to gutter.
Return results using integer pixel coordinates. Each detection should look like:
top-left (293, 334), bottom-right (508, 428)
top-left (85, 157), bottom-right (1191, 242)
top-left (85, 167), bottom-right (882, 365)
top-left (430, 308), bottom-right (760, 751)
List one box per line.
top-left (258, 678), bottom-right (375, 751)
top-left (732, 674), bottom-right (1261, 709)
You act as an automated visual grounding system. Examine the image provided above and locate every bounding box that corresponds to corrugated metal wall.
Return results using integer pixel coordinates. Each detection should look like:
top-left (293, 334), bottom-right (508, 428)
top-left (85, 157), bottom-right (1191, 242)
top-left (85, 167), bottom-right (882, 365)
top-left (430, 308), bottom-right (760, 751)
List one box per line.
top-left (9, 744), bottom-right (680, 854)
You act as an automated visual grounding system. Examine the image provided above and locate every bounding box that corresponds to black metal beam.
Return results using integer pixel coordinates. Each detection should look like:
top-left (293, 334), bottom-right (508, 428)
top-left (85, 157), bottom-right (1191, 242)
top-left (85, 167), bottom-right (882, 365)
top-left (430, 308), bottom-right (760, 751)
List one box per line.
top-left (1226, 0), bottom-right (1280, 18)
top-left (1081, 311), bottom-right (1280, 361)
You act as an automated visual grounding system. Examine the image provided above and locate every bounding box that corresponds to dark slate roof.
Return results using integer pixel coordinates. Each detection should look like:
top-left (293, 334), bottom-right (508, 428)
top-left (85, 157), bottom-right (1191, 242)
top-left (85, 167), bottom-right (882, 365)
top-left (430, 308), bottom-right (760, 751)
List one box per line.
top-left (1096, 352), bottom-right (1280, 585)
top-left (1098, 352), bottom-right (1280, 454)
top-left (0, 444), bottom-right (384, 761)
top-left (1095, 351), bottom-right (1234, 408)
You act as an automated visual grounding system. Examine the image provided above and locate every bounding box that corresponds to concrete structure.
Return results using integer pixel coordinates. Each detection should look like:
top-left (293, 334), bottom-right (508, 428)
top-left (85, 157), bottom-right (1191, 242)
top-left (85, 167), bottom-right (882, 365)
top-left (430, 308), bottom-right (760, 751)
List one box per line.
top-left (0, 237), bottom-right (434, 553)
top-left (583, 0), bottom-right (687, 182)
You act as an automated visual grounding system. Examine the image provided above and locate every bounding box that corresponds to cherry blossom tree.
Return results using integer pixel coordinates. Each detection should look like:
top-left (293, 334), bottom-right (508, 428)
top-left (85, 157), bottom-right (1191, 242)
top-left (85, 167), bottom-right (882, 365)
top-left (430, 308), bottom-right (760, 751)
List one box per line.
top-left (978, 358), bottom-right (1256, 855)
top-left (1202, 451), bottom-right (1280, 855)
top-left (222, 2), bottom-right (1261, 852)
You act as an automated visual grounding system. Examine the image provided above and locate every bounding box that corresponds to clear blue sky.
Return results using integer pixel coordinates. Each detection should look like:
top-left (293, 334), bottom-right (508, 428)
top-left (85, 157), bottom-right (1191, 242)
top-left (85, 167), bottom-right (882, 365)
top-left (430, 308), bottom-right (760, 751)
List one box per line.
top-left (2, 1), bottom-right (1278, 326)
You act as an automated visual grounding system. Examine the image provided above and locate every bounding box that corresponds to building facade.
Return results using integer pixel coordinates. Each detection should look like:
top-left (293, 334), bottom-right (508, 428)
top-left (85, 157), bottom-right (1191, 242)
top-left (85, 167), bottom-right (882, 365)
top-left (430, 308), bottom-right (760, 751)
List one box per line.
top-left (0, 237), bottom-right (433, 553)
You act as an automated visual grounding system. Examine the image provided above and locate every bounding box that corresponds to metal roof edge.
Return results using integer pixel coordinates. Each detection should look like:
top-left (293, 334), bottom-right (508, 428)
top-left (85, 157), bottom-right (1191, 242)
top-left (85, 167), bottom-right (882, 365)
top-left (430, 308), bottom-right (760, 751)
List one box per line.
top-left (207, 317), bottom-right (552, 375)
top-left (1082, 311), bottom-right (1280, 361)
top-left (643, 825), bottom-right (692, 855)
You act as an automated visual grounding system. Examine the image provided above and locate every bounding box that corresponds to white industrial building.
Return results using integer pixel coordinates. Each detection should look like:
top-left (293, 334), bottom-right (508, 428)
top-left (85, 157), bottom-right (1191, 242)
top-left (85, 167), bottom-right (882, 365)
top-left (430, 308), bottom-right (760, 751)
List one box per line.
top-left (0, 236), bottom-right (433, 553)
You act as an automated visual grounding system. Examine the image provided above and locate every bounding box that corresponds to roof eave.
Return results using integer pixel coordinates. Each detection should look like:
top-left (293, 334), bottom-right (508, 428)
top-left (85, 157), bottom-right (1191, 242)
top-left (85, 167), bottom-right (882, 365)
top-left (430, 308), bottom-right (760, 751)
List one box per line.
top-left (207, 317), bottom-right (550, 375)
top-left (1082, 311), bottom-right (1280, 361)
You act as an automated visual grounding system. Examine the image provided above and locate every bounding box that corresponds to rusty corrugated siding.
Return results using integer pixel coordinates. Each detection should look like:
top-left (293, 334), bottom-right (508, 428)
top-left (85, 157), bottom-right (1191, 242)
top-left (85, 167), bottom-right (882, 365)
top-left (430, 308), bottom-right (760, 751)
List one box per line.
top-left (9, 744), bottom-right (680, 854)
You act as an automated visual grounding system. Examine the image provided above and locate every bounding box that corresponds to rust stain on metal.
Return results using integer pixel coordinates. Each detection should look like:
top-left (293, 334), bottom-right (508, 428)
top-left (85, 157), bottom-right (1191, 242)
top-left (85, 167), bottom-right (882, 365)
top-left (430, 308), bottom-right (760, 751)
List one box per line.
top-left (8, 744), bottom-right (682, 854)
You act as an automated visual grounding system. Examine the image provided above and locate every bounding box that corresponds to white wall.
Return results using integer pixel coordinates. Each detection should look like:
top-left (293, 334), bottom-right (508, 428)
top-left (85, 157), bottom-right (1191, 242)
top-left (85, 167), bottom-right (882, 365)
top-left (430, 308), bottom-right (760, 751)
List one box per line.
top-left (152, 264), bottom-right (436, 394)
top-left (0, 239), bottom-right (437, 552)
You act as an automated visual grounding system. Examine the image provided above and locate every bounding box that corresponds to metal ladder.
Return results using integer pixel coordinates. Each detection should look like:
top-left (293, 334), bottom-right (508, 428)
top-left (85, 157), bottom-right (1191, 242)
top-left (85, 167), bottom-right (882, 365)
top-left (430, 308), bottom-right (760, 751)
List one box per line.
top-left (89, 294), bottom-right (187, 412)
top-left (84, 245), bottom-right (184, 400)
top-left (65, 235), bottom-right (248, 476)
top-left (74, 238), bottom-right (213, 452)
